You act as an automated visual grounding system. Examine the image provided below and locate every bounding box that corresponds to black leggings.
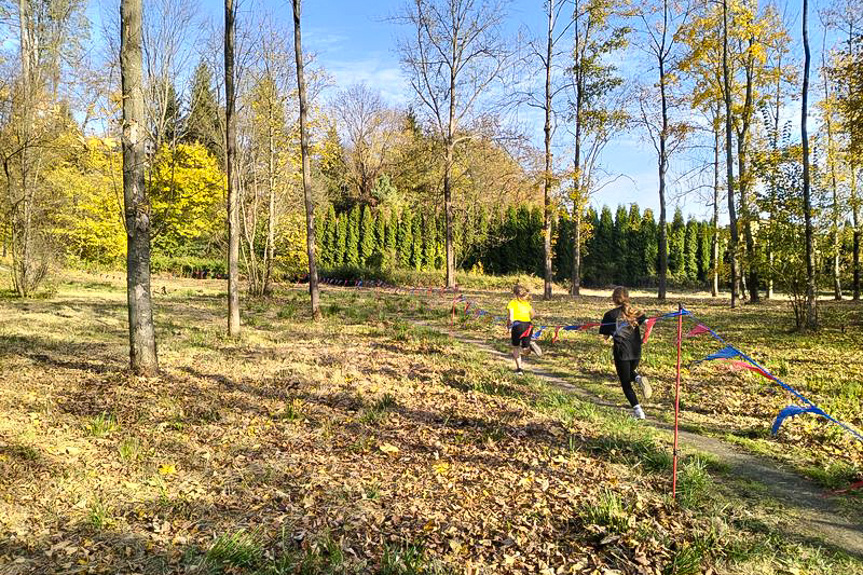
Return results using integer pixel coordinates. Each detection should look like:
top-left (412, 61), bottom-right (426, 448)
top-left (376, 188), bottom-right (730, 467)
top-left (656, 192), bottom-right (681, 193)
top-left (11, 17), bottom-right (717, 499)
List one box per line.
top-left (614, 358), bottom-right (641, 408)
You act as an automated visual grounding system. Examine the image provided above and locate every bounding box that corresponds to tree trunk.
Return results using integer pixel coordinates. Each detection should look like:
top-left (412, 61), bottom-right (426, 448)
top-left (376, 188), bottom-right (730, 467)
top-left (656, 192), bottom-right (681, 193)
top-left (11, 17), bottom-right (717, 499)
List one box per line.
top-left (767, 56), bottom-right (783, 301)
top-left (224, 0), bottom-right (241, 335)
top-left (570, 1), bottom-right (583, 298)
top-left (570, 68), bottom-right (584, 298)
top-left (739, 45), bottom-right (759, 303)
top-left (542, 0), bottom-right (554, 301)
top-left (712, 118), bottom-right (720, 298)
top-left (657, 56), bottom-right (668, 301)
top-left (12, 0), bottom-right (36, 297)
top-left (823, 52), bottom-right (842, 301)
top-left (852, 167), bottom-right (861, 301)
top-left (801, 0), bottom-right (818, 329)
top-left (293, 0), bottom-right (321, 319)
top-left (572, 210), bottom-right (581, 296)
top-left (120, 0), bottom-right (158, 375)
top-left (722, 0), bottom-right (738, 308)
top-left (444, 139), bottom-right (455, 288)
top-left (263, 103), bottom-right (276, 295)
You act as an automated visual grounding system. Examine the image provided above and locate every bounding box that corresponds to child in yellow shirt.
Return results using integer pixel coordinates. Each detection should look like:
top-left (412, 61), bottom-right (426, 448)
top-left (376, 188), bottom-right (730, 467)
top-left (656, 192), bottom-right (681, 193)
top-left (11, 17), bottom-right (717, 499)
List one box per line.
top-left (506, 284), bottom-right (542, 375)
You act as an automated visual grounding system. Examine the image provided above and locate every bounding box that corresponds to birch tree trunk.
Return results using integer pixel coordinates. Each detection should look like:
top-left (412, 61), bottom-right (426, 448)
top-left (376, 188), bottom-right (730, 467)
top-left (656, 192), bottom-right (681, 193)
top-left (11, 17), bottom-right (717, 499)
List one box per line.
top-left (121, 0), bottom-right (159, 374)
top-left (292, 0), bottom-right (321, 319)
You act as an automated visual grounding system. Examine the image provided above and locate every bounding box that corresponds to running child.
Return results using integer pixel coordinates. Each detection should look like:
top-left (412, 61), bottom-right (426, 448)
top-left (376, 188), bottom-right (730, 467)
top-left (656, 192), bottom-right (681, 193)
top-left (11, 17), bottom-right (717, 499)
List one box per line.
top-left (506, 284), bottom-right (542, 375)
top-left (598, 286), bottom-right (652, 419)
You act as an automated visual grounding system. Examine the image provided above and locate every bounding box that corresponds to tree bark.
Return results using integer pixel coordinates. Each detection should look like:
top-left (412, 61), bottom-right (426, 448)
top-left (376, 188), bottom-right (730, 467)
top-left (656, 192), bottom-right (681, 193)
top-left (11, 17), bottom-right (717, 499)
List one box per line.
top-left (444, 139), bottom-right (455, 288)
top-left (444, 45), bottom-right (457, 291)
top-left (738, 42), bottom-right (759, 303)
top-left (657, 54), bottom-right (668, 302)
top-left (293, 0), bottom-right (321, 319)
top-left (571, 3), bottom-right (585, 299)
top-left (121, 0), bottom-right (158, 375)
top-left (572, 209), bottom-right (581, 296)
top-left (542, 0), bottom-right (554, 301)
top-left (822, 49), bottom-right (842, 301)
top-left (12, 0), bottom-right (35, 297)
top-left (570, 83), bottom-right (583, 296)
top-left (712, 117), bottom-right (720, 298)
top-left (263, 100), bottom-right (276, 296)
top-left (224, 0), bottom-right (241, 335)
top-left (852, 167), bottom-right (861, 300)
top-left (801, 0), bottom-right (818, 329)
top-left (722, 0), bottom-right (738, 308)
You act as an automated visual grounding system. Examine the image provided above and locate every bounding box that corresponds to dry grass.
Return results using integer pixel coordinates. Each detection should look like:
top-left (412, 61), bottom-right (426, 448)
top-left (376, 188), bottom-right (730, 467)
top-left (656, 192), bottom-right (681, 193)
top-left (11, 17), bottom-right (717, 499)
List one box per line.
top-left (445, 287), bottom-right (863, 488)
top-left (0, 272), bottom-right (860, 574)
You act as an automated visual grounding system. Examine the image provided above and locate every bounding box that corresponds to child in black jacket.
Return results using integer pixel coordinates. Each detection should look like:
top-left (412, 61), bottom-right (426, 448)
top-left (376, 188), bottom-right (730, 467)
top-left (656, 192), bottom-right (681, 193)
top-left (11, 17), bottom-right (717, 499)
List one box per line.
top-left (599, 286), bottom-right (653, 419)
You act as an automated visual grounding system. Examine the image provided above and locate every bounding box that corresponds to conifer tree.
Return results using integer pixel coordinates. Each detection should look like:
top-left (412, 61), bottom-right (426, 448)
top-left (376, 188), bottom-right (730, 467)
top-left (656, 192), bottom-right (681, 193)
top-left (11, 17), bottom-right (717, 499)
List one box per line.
top-left (684, 218), bottom-right (699, 281)
top-left (398, 208), bottom-right (414, 268)
top-left (516, 206), bottom-right (532, 272)
top-left (668, 208), bottom-right (686, 279)
top-left (186, 60), bottom-right (222, 162)
top-left (554, 212), bottom-right (573, 282)
top-left (374, 210), bottom-right (386, 259)
top-left (642, 209), bottom-right (658, 280)
top-left (411, 212), bottom-right (423, 270)
top-left (360, 205), bottom-right (375, 264)
top-left (319, 207), bottom-right (334, 267)
top-left (582, 207), bottom-right (600, 284)
top-left (613, 205), bottom-right (630, 284)
top-left (334, 213), bottom-right (348, 265)
top-left (626, 205), bottom-right (643, 285)
top-left (423, 214), bottom-right (438, 269)
top-left (435, 214), bottom-right (446, 269)
top-left (697, 221), bottom-right (712, 283)
top-left (595, 206), bottom-right (615, 285)
top-left (386, 209), bottom-right (398, 266)
top-left (529, 206), bottom-right (544, 275)
top-left (345, 206), bottom-right (361, 266)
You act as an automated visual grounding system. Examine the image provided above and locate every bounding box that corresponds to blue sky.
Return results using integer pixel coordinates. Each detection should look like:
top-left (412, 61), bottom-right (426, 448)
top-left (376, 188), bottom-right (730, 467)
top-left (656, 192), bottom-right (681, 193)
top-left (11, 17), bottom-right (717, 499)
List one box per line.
top-left (185, 0), bottom-right (830, 220)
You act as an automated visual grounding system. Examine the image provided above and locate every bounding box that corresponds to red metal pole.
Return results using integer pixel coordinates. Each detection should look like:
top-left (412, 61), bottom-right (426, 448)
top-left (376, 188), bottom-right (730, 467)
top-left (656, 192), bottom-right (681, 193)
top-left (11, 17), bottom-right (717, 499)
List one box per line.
top-left (672, 302), bottom-right (683, 500)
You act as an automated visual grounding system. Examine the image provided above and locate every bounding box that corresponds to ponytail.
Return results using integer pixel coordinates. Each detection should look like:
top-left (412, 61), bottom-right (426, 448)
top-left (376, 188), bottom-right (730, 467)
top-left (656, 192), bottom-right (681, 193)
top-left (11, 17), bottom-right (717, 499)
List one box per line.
top-left (612, 286), bottom-right (640, 327)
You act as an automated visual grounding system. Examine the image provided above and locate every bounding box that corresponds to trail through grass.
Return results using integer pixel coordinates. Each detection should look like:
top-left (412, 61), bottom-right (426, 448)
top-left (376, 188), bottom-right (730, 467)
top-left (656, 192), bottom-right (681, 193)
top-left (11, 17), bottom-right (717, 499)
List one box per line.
top-left (0, 273), bottom-right (860, 574)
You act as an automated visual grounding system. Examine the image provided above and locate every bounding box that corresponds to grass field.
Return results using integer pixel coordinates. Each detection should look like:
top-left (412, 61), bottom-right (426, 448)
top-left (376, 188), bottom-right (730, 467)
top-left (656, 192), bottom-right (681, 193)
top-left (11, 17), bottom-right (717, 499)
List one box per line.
top-left (0, 272), bottom-right (861, 574)
top-left (443, 284), bottom-right (863, 495)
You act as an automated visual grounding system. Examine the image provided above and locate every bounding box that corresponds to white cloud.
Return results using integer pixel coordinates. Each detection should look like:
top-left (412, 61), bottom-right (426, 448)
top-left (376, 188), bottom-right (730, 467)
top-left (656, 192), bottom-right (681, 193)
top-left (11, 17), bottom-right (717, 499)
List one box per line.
top-left (322, 56), bottom-right (409, 106)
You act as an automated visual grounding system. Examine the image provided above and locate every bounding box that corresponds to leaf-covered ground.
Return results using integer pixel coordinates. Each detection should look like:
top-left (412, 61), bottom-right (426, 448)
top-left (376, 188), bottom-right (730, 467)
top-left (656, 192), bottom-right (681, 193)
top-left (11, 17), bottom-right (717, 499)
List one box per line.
top-left (0, 274), bottom-right (860, 574)
top-left (443, 286), bottom-right (863, 495)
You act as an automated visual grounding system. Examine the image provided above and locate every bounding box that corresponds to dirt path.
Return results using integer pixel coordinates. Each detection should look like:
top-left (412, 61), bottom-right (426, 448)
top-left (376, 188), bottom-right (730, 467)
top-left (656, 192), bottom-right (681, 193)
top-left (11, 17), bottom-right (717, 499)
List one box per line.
top-left (419, 322), bottom-right (863, 559)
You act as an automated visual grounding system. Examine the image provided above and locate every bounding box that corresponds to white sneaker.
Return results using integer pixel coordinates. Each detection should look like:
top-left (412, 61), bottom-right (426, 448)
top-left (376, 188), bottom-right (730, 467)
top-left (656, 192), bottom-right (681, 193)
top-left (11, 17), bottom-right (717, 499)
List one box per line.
top-left (529, 340), bottom-right (543, 357)
top-left (635, 375), bottom-right (652, 399)
top-left (632, 405), bottom-right (646, 420)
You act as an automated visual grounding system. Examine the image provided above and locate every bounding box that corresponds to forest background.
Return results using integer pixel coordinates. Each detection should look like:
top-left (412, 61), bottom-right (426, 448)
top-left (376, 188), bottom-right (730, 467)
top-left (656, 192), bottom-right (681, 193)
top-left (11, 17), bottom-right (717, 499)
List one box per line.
top-left (2, 0), bottom-right (863, 316)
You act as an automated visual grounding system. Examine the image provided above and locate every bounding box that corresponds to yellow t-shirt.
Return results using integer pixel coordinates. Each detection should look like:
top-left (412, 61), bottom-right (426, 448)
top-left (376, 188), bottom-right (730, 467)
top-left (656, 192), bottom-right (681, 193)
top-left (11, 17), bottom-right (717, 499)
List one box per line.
top-left (507, 298), bottom-right (533, 323)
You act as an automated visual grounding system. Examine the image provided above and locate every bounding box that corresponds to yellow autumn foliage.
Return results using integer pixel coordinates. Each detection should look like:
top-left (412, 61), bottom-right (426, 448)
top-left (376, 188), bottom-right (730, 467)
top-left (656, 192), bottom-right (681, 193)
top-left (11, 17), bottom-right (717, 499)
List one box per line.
top-left (150, 143), bottom-right (226, 254)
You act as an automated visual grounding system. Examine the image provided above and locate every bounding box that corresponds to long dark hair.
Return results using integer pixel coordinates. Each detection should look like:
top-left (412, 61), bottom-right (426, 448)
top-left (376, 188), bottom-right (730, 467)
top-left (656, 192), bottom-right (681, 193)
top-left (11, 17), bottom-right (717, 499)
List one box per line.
top-left (612, 286), bottom-right (640, 327)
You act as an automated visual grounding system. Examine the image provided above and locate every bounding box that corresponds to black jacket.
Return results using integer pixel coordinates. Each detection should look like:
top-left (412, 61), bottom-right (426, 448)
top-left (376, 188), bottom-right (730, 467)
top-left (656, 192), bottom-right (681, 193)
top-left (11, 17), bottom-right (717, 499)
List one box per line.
top-left (599, 307), bottom-right (647, 361)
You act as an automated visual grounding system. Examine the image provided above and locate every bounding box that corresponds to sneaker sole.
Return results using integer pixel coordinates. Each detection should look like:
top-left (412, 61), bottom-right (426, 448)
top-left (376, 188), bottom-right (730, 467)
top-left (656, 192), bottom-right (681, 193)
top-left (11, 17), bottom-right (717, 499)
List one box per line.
top-left (529, 342), bottom-right (543, 357)
top-left (638, 377), bottom-right (652, 400)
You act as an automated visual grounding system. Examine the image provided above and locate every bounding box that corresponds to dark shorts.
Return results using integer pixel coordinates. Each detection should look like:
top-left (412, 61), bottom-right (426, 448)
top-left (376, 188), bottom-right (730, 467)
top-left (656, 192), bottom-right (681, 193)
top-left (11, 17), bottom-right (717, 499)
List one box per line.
top-left (511, 321), bottom-right (533, 347)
